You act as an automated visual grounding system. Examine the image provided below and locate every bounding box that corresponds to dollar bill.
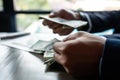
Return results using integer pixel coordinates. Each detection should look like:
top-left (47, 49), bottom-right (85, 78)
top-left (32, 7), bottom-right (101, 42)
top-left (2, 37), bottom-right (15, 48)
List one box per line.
top-left (40, 16), bottom-right (87, 29)
top-left (30, 38), bottom-right (59, 53)
top-left (43, 50), bottom-right (55, 60)
top-left (43, 50), bottom-right (55, 65)
top-left (30, 38), bottom-right (60, 65)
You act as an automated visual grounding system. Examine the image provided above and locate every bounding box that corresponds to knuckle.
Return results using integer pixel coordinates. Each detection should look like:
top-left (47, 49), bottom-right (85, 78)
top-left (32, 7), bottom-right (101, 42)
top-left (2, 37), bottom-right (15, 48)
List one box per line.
top-left (42, 20), bottom-right (46, 25)
top-left (78, 31), bottom-right (87, 35)
top-left (61, 58), bottom-right (68, 66)
top-left (60, 9), bottom-right (66, 13)
top-left (78, 31), bottom-right (84, 34)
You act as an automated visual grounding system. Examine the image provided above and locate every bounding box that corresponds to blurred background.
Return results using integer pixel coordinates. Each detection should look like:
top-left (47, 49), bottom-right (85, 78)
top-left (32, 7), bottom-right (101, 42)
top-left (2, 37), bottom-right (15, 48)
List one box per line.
top-left (0, 0), bottom-right (120, 32)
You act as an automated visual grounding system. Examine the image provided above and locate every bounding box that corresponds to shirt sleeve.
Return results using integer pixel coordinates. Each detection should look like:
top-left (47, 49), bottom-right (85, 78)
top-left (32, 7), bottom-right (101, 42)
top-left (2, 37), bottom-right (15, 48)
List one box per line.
top-left (79, 12), bottom-right (92, 32)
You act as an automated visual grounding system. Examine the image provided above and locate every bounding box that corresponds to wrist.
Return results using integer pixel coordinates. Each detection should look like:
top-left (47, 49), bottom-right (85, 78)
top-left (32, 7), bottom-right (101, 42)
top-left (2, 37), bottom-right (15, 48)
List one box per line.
top-left (74, 12), bottom-right (81, 20)
top-left (77, 12), bottom-right (92, 32)
top-left (79, 12), bottom-right (87, 21)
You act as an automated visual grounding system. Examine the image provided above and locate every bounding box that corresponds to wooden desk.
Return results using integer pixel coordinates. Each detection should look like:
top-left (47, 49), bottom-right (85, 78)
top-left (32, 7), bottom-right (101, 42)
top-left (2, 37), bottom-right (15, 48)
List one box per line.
top-left (0, 45), bottom-right (78, 80)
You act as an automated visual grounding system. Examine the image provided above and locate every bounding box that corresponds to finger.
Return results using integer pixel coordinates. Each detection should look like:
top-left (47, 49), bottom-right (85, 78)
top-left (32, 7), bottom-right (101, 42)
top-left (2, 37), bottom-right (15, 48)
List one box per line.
top-left (53, 42), bottom-right (65, 64)
top-left (42, 19), bottom-right (51, 26)
top-left (51, 24), bottom-right (62, 29)
top-left (42, 19), bottom-right (47, 26)
top-left (49, 12), bottom-right (56, 18)
top-left (58, 28), bottom-right (74, 35)
top-left (43, 19), bottom-right (54, 27)
top-left (54, 53), bottom-right (62, 64)
top-left (63, 31), bottom-right (84, 41)
top-left (52, 26), bottom-right (73, 35)
top-left (53, 27), bottom-right (63, 34)
top-left (54, 53), bottom-right (69, 73)
top-left (49, 10), bottom-right (60, 18)
top-left (53, 42), bottom-right (65, 55)
top-left (63, 34), bottom-right (77, 41)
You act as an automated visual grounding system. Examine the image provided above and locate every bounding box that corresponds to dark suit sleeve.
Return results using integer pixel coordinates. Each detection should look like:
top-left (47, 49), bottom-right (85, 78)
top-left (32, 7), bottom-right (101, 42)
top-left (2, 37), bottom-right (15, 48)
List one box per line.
top-left (100, 38), bottom-right (120, 79)
top-left (81, 11), bottom-right (120, 33)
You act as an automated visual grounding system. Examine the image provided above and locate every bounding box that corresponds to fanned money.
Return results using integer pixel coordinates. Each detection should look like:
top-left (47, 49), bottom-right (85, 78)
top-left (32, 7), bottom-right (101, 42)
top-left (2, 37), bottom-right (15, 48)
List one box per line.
top-left (30, 38), bottom-right (60, 65)
top-left (44, 50), bottom-right (55, 65)
top-left (40, 16), bottom-right (87, 29)
top-left (43, 50), bottom-right (55, 60)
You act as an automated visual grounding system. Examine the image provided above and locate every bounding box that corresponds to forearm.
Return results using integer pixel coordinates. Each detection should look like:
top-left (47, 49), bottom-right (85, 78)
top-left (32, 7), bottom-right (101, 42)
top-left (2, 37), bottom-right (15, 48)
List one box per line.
top-left (78, 11), bottom-right (120, 33)
top-left (99, 38), bottom-right (120, 79)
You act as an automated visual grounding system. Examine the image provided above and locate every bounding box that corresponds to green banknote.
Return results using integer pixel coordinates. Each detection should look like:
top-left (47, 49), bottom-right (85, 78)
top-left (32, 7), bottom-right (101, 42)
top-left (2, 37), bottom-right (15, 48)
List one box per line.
top-left (30, 38), bottom-right (60, 65)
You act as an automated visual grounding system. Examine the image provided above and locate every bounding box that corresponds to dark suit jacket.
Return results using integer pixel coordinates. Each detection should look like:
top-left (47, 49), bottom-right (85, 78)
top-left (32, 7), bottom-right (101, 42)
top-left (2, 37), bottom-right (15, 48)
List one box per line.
top-left (83, 11), bottom-right (120, 80)
top-left (84, 11), bottom-right (120, 33)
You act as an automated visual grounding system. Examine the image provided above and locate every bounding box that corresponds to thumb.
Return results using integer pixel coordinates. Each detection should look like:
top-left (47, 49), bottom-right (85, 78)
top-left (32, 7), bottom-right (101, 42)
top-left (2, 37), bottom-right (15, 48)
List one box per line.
top-left (63, 33), bottom-right (81, 42)
top-left (49, 12), bottom-right (57, 18)
top-left (63, 35), bottom-right (76, 42)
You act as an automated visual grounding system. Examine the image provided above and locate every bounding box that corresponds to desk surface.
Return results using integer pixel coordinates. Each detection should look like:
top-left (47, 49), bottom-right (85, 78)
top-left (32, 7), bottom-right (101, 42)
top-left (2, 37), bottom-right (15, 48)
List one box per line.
top-left (0, 21), bottom-right (99, 80)
top-left (0, 45), bottom-right (78, 80)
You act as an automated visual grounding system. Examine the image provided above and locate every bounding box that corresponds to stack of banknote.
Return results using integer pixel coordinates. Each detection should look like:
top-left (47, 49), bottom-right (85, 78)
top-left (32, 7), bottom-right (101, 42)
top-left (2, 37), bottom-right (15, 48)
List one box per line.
top-left (30, 38), bottom-right (60, 65)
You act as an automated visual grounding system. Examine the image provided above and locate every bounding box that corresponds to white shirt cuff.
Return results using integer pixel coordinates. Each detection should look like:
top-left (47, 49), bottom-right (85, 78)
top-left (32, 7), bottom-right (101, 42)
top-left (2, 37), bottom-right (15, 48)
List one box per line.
top-left (80, 12), bottom-right (92, 32)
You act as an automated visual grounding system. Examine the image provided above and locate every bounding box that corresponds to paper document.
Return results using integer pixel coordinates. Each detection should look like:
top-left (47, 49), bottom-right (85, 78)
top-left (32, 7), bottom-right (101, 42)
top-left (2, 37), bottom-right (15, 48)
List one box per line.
top-left (40, 16), bottom-right (87, 28)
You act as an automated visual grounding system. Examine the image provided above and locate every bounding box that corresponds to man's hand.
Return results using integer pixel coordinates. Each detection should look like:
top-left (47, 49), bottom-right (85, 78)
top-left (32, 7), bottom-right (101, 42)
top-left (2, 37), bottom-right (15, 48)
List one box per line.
top-left (42, 9), bottom-right (81, 35)
top-left (53, 31), bottom-right (106, 78)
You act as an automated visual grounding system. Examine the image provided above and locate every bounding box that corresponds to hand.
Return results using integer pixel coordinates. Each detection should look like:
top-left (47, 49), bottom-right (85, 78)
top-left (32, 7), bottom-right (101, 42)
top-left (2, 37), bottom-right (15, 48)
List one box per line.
top-left (42, 9), bottom-right (81, 35)
top-left (53, 31), bottom-right (106, 78)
